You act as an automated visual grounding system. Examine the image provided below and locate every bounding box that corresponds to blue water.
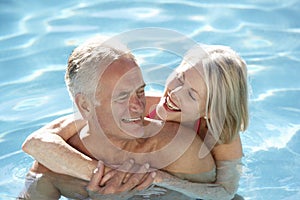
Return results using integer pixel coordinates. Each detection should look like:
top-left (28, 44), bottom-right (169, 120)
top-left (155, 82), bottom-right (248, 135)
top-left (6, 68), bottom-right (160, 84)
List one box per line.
top-left (1, 0), bottom-right (300, 199)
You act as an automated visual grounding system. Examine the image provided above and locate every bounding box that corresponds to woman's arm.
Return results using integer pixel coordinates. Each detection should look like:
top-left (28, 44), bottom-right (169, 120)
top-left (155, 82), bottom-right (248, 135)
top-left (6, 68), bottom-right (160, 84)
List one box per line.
top-left (154, 158), bottom-right (242, 200)
top-left (22, 114), bottom-right (98, 181)
top-left (155, 135), bottom-right (243, 200)
top-left (154, 136), bottom-right (243, 200)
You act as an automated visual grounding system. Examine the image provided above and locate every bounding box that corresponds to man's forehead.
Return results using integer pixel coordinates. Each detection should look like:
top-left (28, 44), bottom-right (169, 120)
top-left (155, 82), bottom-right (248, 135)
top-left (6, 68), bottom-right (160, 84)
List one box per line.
top-left (103, 57), bottom-right (140, 76)
top-left (109, 65), bottom-right (143, 84)
top-left (113, 72), bottom-right (145, 92)
top-left (99, 57), bottom-right (144, 90)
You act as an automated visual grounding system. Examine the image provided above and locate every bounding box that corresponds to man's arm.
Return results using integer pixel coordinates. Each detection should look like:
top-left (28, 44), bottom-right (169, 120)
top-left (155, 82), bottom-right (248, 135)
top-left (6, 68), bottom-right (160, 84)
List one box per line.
top-left (22, 114), bottom-right (98, 181)
top-left (18, 171), bottom-right (62, 200)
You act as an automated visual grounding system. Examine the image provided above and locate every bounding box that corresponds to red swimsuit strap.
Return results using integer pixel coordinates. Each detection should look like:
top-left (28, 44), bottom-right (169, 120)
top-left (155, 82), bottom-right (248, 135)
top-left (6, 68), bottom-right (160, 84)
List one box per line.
top-left (147, 109), bottom-right (157, 119)
top-left (194, 118), bottom-right (202, 135)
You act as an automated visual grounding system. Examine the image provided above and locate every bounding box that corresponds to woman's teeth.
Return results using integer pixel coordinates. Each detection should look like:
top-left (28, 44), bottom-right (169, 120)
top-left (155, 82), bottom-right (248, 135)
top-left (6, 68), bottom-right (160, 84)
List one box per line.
top-left (166, 96), bottom-right (180, 111)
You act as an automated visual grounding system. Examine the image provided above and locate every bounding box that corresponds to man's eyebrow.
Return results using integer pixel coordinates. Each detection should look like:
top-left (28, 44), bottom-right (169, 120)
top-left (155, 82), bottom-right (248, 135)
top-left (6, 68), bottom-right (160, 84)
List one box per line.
top-left (114, 84), bottom-right (145, 96)
top-left (138, 83), bottom-right (146, 89)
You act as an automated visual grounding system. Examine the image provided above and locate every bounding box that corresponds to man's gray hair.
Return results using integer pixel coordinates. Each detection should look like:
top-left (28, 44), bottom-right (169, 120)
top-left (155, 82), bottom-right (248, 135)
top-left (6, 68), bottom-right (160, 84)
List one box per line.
top-left (65, 36), bottom-right (135, 104)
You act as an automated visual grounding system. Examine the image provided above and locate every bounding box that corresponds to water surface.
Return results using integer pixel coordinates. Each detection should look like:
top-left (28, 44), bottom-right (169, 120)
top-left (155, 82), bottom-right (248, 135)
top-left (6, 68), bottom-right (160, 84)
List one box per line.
top-left (0, 0), bottom-right (299, 199)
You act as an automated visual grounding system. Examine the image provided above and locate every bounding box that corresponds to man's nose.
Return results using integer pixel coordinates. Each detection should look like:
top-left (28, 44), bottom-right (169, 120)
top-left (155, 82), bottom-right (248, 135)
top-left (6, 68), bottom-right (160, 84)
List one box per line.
top-left (129, 94), bottom-right (145, 114)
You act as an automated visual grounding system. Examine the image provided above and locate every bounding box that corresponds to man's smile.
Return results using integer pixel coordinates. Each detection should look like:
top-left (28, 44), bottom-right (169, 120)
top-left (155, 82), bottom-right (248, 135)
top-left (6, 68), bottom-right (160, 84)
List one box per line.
top-left (122, 117), bottom-right (142, 123)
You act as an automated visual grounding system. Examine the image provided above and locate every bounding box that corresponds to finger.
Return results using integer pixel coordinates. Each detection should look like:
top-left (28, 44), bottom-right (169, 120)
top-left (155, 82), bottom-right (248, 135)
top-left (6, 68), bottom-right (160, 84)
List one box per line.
top-left (118, 159), bottom-right (135, 173)
top-left (135, 171), bottom-right (156, 191)
top-left (100, 169), bottom-right (118, 186)
top-left (120, 163), bottom-right (151, 191)
top-left (121, 173), bottom-right (146, 191)
top-left (99, 162), bottom-right (145, 195)
top-left (137, 163), bottom-right (150, 174)
top-left (86, 160), bottom-right (104, 191)
top-left (99, 171), bottom-right (134, 195)
top-left (129, 162), bottom-right (150, 183)
top-left (131, 162), bottom-right (150, 183)
top-left (101, 159), bottom-right (135, 187)
top-left (115, 159), bottom-right (135, 183)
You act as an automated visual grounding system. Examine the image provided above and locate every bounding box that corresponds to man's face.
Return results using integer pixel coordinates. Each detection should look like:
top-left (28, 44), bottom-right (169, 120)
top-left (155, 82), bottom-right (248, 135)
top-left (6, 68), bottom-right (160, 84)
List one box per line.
top-left (92, 56), bottom-right (146, 140)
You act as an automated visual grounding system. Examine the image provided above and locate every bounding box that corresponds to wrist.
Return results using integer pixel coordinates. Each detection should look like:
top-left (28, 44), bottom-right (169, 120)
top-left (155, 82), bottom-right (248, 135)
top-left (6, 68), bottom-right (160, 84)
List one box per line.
top-left (153, 170), bottom-right (165, 184)
top-left (86, 160), bottom-right (98, 181)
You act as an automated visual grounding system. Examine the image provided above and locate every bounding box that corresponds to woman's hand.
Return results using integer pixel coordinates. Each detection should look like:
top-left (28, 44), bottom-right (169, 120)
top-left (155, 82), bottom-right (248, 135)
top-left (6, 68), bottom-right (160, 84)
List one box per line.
top-left (86, 160), bottom-right (156, 199)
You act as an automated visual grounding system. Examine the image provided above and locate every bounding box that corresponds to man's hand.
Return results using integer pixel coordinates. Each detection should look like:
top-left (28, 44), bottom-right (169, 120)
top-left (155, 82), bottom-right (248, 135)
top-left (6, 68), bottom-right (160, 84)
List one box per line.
top-left (86, 160), bottom-right (156, 199)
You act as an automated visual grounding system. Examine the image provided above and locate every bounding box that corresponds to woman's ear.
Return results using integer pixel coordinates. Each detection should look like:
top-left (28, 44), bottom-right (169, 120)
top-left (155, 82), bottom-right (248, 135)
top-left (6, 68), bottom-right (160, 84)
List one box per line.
top-left (75, 93), bottom-right (91, 119)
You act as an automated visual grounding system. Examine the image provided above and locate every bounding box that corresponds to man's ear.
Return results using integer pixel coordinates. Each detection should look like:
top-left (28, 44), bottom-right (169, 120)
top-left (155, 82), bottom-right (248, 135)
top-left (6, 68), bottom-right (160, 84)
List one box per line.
top-left (75, 93), bottom-right (91, 119)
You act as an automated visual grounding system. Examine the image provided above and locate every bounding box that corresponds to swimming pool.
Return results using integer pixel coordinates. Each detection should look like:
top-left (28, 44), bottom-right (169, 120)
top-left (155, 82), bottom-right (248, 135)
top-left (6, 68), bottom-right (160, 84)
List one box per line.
top-left (1, 0), bottom-right (299, 199)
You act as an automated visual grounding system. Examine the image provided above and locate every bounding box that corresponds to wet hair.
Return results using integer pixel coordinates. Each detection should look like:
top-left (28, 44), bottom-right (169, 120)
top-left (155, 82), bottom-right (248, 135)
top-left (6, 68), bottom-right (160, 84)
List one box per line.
top-left (185, 45), bottom-right (249, 144)
top-left (65, 36), bottom-right (135, 104)
top-left (202, 45), bottom-right (249, 144)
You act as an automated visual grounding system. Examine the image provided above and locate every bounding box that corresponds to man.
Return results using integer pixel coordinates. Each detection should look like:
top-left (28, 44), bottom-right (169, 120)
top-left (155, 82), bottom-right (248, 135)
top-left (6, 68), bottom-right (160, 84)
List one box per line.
top-left (20, 36), bottom-right (215, 199)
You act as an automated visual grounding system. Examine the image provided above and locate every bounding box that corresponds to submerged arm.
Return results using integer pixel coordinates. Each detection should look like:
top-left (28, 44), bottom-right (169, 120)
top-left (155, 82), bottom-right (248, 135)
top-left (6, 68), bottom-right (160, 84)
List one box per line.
top-left (155, 159), bottom-right (242, 200)
top-left (154, 125), bottom-right (242, 200)
top-left (22, 114), bottom-right (97, 181)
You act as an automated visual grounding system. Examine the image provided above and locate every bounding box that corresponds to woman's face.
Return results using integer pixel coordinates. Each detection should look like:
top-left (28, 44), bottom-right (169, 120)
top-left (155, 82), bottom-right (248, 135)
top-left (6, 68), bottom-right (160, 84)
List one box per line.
top-left (156, 63), bottom-right (207, 123)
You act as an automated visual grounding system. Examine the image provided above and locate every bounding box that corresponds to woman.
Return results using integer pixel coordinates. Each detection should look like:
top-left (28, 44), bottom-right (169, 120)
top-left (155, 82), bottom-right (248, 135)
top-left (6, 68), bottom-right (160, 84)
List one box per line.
top-left (22, 44), bottom-right (248, 199)
top-left (150, 45), bottom-right (248, 199)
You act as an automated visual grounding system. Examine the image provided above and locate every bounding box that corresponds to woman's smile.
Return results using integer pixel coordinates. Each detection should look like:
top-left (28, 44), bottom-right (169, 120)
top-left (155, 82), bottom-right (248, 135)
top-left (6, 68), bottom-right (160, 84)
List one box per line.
top-left (165, 94), bottom-right (181, 111)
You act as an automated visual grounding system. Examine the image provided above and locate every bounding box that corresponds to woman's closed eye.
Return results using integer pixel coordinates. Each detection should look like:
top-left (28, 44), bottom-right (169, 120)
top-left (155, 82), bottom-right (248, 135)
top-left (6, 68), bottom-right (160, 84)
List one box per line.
top-left (189, 89), bottom-right (199, 101)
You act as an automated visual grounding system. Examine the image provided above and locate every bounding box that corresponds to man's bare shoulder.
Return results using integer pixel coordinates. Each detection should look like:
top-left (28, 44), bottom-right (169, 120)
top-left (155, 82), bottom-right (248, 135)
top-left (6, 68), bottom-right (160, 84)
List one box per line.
top-left (41, 114), bottom-right (86, 140)
top-left (43, 114), bottom-right (85, 130)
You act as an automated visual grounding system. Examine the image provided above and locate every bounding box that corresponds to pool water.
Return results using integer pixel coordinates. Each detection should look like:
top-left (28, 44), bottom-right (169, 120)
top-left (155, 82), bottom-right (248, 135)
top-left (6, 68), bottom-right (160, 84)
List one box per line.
top-left (1, 0), bottom-right (300, 199)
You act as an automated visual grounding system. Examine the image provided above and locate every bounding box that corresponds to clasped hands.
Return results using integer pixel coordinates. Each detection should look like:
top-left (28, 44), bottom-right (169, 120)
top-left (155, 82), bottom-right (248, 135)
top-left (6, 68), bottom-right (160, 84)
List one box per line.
top-left (86, 159), bottom-right (159, 200)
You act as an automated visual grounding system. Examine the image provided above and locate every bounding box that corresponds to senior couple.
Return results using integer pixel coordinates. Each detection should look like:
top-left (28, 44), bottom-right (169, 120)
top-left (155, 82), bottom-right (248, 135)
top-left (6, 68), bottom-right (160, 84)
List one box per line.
top-left (20, 33), bottom-right (248, 199)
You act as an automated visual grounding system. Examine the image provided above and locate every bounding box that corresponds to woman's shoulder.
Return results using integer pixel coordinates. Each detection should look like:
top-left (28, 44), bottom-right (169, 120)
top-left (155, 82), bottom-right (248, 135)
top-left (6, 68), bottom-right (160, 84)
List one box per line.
top-left (212, 134), bottom-right (243, 161)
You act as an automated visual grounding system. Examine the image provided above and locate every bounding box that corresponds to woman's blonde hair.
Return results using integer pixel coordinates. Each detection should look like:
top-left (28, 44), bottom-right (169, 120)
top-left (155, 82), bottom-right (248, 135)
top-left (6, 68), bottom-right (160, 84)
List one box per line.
top-left (202, 46), bottom-right (249, 143)
top-left (200, 45), bottom-right (249, 144)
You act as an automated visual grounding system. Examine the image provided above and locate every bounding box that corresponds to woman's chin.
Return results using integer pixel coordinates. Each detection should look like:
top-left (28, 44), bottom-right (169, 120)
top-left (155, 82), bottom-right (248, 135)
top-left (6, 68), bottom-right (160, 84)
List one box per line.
top-left (156, 103), bottom-right (167, 121)
top-left (156, 107), bottom-right (178, 123)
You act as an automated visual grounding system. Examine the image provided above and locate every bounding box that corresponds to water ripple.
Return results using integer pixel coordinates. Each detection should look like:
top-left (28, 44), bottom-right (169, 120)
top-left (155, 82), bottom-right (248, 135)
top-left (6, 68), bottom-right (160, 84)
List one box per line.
top-left (251, 88), bottom-right (300, 102)
top-left (1, 0), bottom-right (300, 199)
top-left (0, 65), bottom-right (65, 86)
